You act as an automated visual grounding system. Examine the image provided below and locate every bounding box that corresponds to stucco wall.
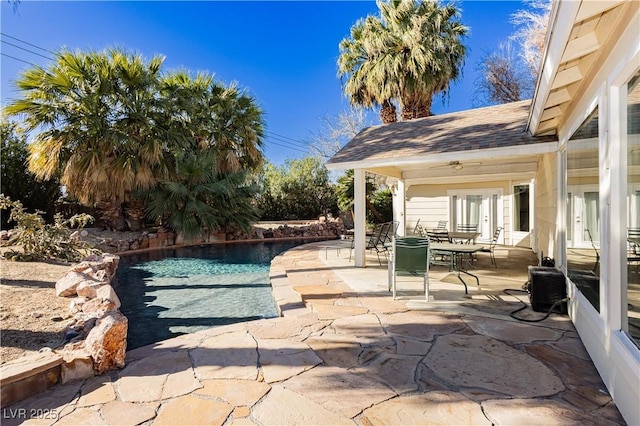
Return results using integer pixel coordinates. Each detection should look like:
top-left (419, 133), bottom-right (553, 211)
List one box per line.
top-left (534, 152), bottom-right (558, 260)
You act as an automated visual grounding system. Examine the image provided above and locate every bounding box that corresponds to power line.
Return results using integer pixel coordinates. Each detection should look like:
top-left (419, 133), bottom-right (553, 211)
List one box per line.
top-left (1, 40), bottom-right (54, 61)
top-left (264, 138), bottom-right (309, 154)
top-left (0, 32), bottom-right (57, 55)
top-left (264, 130), bottom-right (309, 149)
top-left (267, 134), bottom-right (310, 151)
top-left (1, 52), bottom-right (39, 67)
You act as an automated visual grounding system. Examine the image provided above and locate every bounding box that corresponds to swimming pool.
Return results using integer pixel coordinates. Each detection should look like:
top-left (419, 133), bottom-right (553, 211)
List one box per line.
top-left (112, 240), bottom-right (306, 350)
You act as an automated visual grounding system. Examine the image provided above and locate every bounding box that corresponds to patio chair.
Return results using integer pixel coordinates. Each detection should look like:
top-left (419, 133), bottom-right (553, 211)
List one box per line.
top-left (479, 227), bottom-right (503, 267)
top-left (350, 222), bottom-right (389, 265)
top-left (436, 220), bottom-right (448, 230)
top-left (457, 223), bottom-right (478, 232)
top-left (426, 229), bottom-right (451, 243)
top-left (382, 221), bottom-right (399, 244)
top-left (627, 228), bottom-right (640, 271)
top-left (388, 236), bottom-right (430, 300)
top-left (413, 219), bottom-right (426, 236)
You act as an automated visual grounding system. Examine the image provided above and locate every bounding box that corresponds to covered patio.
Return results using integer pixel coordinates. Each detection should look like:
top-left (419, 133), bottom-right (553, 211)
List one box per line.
top-left (326, 100), bottom-right (558, 268)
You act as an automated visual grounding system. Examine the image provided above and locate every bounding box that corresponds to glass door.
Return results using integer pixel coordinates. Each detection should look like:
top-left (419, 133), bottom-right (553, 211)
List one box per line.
top-left (567, 186), bottom-right (600, 248)
top-left (449, 189), bottom-right (503, 241)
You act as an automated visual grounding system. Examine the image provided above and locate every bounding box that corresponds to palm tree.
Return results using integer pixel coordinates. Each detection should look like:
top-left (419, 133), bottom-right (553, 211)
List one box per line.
top-left (144, 150), bottom-right (259, 240)
top-left (338, 15), bottom-right (399, 124)
top-left (4, 48), bottom-right (166, 229)
top-left (5, 49), bottom-right (266, 231)
top-left (338, 0), bottom-right (468, 122)
top-left (160, 71), bottom-right (265, 174)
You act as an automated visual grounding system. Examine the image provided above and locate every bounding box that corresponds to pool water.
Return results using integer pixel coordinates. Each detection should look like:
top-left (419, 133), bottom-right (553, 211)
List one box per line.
top-left (112, 240), bottom-right (306, 350)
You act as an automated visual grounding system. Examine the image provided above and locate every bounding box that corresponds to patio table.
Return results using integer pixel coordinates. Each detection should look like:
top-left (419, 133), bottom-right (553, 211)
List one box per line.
top-left (448, 231), bottom-right (481, 244)
top-left (430, 242), bottom-right (484, 293)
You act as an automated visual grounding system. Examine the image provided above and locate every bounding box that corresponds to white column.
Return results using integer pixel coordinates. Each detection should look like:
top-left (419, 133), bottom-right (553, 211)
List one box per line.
top-left (393, 179), bottom-right (406, 236)
top-left (354, 168), bottom-right (366, 267)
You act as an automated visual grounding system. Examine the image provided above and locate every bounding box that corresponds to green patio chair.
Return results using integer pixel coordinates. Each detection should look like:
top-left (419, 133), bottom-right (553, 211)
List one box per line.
top-left (388, 236), bottom-right (430, 300)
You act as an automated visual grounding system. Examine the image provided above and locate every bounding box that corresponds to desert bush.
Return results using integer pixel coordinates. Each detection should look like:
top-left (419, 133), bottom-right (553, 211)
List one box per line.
top-left (0, 194), bottom-right (98, 262)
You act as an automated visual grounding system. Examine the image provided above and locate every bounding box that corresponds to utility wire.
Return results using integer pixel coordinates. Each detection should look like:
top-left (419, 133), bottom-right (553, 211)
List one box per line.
top-left (267, 134), bottom-right (310, 151)
top-left (0, 32), bottom-right (57, 55)
top-left (1, 40), bottom-right (54, 61)
top-left (1, 52), bottom-right (39, 67)
top-left (264, 130), bottom-right (309, 149)
top-left (264, 139), bottom-right (309, 154)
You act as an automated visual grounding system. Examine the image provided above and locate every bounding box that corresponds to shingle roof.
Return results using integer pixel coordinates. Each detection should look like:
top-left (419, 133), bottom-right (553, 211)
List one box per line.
top-left (327, 100), bottom-right (558, 166)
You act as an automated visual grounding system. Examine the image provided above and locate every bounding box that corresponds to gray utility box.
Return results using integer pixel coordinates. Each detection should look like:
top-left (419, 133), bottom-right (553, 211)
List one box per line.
top-left (527, 266), bottom-right (567, 314)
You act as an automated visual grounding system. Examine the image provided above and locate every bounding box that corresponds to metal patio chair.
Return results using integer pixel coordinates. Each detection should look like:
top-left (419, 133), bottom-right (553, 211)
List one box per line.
top-left (388, 236), bottom-right (430, 300)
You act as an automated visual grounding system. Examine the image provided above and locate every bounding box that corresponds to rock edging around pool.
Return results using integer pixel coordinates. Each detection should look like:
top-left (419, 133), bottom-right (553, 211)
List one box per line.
top-left (0, 253), bottom-right (127, 407)
top-left (83, 218), bottom-right (346, 253)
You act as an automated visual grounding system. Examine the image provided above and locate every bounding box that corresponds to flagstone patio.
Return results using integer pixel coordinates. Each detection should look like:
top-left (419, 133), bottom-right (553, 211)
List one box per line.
top-left (2, 241), bottom-right (625, 425)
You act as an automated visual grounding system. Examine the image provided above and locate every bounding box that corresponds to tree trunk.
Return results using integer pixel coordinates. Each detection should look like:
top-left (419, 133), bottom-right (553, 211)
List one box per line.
top-left (124, 197), bottom-right (146, 231)
top-left (95, 201), bottom-right (127, 231)
top-left (379, 99), bottom-right (398, 124)
top-left (401, 96), bottom-right (433, 120)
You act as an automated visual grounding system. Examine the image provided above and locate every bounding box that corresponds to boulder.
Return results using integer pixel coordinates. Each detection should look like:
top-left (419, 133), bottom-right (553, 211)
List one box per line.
top-left (95, 285), bottom-right (121, 309)
top-left (84, 311), bottom-right (128, 375)
top-left (72, 254), bottom-right (120, 280)
top-left (81, 298), bottom-right (119, 316)
top-left (69, 297), bottom-right (89, 314)
top-left (56, 271), bottom-right (94, 297)
top-left (77, 280), bottom-right (109, 299)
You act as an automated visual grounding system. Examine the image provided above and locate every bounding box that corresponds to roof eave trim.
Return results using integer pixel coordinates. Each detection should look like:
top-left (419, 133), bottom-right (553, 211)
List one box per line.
top-left (325, 141), bottom-right (559, 171)
top-left (528, 0), bottom-right (582, 135)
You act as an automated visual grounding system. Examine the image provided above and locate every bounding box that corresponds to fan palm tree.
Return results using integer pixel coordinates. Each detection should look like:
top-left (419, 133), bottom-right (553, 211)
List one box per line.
top-left (4, 48), bottom-right (167, 229)
top-left (144, 150), bottom-right (259, 240)
top-left (338, 0), bottom-right (468, 122)
top-left (160, 71), bottom-right (265, 173)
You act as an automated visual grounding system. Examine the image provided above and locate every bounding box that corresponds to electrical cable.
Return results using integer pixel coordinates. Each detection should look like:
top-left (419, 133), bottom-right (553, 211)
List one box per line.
top-left (0, 32), bottom-right (57, 55)
top-left (1, 40), bottom-right (54, 61)
top-left (503, 286), bottom-right (568, 323)
top-left (264, 139), bottom-right (309, 154)
top-left (1, 52), bottom-right (40, 67)
top-left (267, 135), bottom-right (308, 149)
top-left (264, 130), bottom-right (308, 148)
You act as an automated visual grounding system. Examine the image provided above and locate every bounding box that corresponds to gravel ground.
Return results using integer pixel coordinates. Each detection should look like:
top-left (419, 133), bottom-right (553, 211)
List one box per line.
top-left (0, 255), bottom-right (72, 364)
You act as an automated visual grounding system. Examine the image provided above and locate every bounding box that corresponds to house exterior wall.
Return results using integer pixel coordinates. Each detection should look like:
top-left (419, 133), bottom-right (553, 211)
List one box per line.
top-left (551, 5), bottom-right (640, 424)
top-left (535, 152), bottom-right (558, 261)
top-left (405, 180), bottom-right (511, 243)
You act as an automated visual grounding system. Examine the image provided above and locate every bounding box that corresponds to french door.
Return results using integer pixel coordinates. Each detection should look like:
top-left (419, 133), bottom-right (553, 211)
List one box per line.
top-left (449, 189), bottom-right (503, 241)
top-left (567, 185), bottom-right (600, 248)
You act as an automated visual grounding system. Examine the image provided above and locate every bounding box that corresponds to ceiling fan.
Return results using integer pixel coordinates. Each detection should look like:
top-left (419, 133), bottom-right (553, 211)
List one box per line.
top-left (430, 160), bottom-right (482, 171)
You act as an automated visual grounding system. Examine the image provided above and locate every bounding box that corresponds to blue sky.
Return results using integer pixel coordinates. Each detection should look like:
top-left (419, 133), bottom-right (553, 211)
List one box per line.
top-left (1, 1), bottom-right (528, 165)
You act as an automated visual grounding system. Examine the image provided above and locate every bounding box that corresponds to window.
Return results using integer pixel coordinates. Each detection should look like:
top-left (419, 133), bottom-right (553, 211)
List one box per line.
top-left (566, 107), bottom-right (600, 311)
top-left (625, 70), bottom-right (640, 348)
top-left (514, 185), bottom-right (530, 232)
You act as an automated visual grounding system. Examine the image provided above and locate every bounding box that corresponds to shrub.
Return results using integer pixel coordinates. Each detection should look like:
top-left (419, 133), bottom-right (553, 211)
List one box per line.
top-left (0, 195), bottom-right (98, 262)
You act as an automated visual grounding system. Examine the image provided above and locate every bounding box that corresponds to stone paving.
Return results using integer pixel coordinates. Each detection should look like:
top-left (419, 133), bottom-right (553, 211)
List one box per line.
top-left (3, 241), bottom-right (626, 425)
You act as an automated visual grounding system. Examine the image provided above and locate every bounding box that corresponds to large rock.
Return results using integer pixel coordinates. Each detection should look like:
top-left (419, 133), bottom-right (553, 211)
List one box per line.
top-left (56, 271), bottom-right (96, 297)
top-left (95, 285), bottom-right (121, 309)
top-left (72, 254), bottom-right (120, 280)
top-left (84, 311), bottom-right (128, 374)
top-left (77, 280), bottom-right (108, 298)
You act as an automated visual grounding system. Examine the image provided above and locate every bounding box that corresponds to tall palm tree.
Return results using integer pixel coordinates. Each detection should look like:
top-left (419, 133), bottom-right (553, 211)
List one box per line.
top-left (4, 48), bottom-right (166, 229)
top-left (338, 0), bottom-right (468, 122)
top-left (160, 71), bottom-right (265, 173)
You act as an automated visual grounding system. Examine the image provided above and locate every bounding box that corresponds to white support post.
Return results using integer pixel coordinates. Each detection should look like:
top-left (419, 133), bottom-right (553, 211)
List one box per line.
top-left (394, 179), bottom-right (406, 236)
top-left (354, 168), bottom-right (366, 267)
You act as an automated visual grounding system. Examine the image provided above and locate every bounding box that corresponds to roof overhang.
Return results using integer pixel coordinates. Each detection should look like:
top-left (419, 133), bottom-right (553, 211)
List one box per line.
top-left (528, 0), bottom-right (634, 136)
top-left (327, 141), bottom-right (558, 184)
